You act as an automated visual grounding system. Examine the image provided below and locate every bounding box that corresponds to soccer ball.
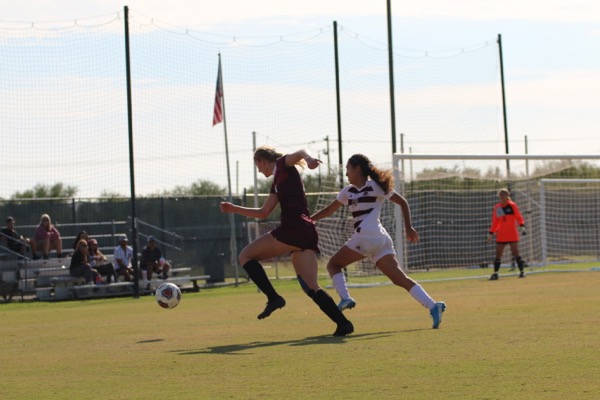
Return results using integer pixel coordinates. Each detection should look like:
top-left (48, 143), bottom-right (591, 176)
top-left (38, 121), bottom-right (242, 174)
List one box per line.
top-left (155, 282), bottom-right (181, 309)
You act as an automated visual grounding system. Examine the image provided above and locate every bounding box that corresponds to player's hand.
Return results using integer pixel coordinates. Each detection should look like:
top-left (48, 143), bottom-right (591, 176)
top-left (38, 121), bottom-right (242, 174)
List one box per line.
top-left (520, 226), bottom-right (527, 236)
top-left (486, 233), bottom-right (494, 243)
top-left (305, 156), bottom-right (322, 170)
top-left (220, 202), bottom-right (235, 213)
top-left (406, 227), bottom-right (419, 243)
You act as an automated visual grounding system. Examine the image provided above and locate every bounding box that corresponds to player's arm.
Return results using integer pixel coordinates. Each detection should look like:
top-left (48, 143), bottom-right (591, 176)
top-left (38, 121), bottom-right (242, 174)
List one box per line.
top-left (512, 202), bottom-right (526, 234)
top-left (285, 149), bottom-right (322, 170)
top-left (389, 190), bottom-right (419, 243)
top-left (487, 207), bottom-right (498, 242)
top-left (513, 202), bottom-right (525, 224)
top-left (311, 199), bottom-right (343, 221)
top-left (220, 193), bottom-right (279, 219)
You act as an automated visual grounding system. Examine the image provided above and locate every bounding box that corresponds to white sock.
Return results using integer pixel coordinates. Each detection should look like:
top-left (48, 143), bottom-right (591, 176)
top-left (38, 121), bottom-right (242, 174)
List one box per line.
top-left (332, 272), bottom-right (351, 300)
top-left (409, 284), bottom-right (436, 309)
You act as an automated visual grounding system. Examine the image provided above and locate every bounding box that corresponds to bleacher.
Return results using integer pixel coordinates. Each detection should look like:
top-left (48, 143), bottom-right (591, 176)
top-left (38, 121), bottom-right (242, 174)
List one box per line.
top-left (0, 253), bottom-right (212, 302)
top-left (0, 219), bottom-right (214, 302)
top-left (2, 244), bottom-right (211, 302)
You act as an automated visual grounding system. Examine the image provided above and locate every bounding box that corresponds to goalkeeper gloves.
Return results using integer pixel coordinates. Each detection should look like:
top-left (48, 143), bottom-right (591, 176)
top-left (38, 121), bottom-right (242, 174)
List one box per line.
top-left (520, 225), bottom-right (527, 236)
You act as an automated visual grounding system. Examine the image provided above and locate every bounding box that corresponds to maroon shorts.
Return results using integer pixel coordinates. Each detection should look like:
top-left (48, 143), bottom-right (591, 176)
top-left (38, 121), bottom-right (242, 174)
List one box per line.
top-left (270, 220), bottom-right (320, 253)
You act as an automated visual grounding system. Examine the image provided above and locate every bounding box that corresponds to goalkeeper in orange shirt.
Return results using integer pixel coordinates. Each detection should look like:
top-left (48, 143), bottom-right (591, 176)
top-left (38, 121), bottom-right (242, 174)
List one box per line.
top-left (487, 188), bottom-right (527, 280)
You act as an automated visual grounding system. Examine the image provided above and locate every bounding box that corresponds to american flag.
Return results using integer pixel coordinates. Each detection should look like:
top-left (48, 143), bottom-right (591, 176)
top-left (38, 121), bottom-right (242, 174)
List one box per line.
top-left (212, 58), bottom-right (223, 126)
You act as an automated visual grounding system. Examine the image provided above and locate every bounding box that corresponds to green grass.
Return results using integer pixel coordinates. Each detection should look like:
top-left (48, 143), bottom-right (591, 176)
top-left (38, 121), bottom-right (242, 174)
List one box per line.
top-left (263, 258), bottom-right (600, 283)
top-left (1, 270), bottom-right (599, 399)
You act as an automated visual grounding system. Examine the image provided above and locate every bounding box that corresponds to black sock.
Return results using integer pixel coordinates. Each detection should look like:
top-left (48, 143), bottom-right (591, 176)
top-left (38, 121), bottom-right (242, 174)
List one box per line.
top-left (312, 289), bottom-right (349, 325)
top-left (493, 259), bottom-right (501, 273)
top-left (515, 256), bottom-right (525, 272)
top-left (243, 260), bottom-right (279, 301)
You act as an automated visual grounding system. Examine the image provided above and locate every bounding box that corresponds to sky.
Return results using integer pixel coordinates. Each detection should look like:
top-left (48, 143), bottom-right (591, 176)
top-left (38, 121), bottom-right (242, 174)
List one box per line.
top-left (1, 0), bottom-right (599, 198)
top-left (2, 0), bottom-right (599, 156)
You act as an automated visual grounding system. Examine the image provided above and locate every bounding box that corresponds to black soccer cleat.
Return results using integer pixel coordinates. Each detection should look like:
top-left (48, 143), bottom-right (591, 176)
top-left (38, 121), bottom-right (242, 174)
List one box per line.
top-left (332, 321), bottom-right (354, 337)
top-left (257, 296), bottom-right (286, 319)
top-left (489, 273), bottom-right (499, 281)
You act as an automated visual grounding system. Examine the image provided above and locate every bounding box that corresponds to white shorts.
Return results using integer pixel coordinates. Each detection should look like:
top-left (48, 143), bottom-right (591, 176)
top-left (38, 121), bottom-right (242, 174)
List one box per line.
top-left (344, 232), bottom-right (395, 263)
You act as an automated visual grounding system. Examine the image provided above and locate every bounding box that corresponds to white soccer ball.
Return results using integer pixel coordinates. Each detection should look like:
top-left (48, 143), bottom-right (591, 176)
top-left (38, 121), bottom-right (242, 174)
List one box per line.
top-left (155, 282), bottom-right (181, 309)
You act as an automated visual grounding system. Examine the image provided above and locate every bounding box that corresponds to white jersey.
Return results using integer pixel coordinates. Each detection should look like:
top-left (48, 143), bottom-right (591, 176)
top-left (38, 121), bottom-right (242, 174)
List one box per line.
top-left (336, 179), bottom-right (392, 236)
top-left (113, 245), bottom-right (133, 270)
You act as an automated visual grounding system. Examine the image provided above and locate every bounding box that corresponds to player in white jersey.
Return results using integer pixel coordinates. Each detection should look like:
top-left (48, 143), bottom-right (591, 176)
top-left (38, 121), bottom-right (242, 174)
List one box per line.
top-left (311, 154), bottom-right (446, 329)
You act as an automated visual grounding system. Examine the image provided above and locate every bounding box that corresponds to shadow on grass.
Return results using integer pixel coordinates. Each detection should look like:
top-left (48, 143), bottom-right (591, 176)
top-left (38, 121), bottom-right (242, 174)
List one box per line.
top-left (137, 338), bottom-right (165, 344)
top-left (173, 331), bottom-right (401, 355)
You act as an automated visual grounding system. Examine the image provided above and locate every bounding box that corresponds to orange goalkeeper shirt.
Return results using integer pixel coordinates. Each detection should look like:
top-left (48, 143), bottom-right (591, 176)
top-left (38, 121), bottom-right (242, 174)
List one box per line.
top-left (489, 200), bottom-right (525, 243)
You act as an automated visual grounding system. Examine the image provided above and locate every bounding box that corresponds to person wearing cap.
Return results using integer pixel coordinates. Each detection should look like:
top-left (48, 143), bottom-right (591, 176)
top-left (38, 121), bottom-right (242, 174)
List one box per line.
top-left (113, 235), bottom-right (135, 281)
top-left (139, 236), bottom-right (170, 280)
top-left (1, 217), bottom-right (36, 258)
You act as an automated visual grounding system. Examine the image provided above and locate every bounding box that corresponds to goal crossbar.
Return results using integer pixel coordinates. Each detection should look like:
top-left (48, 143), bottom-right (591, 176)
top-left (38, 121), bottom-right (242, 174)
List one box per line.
top-left (393, 154), bottom-right (600, 160)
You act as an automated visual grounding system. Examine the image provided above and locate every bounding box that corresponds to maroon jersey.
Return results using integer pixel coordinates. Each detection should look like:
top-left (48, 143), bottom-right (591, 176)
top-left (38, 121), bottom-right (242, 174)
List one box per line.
top-left (269, 156), bottom-right (319, 252)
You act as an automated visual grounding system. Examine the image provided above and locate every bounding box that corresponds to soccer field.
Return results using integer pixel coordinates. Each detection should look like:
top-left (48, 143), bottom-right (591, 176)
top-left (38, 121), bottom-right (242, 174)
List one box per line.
top-left (1, 270), bottom-right (598, 400)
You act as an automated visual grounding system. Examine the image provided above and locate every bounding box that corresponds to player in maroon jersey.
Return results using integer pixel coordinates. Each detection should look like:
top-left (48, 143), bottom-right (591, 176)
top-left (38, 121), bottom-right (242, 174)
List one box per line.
top-left (220, 146), bottom-right (353, 336)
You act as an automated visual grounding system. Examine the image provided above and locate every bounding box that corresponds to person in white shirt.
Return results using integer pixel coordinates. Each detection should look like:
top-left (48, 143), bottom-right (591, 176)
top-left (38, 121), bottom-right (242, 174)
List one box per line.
top-left (311, 154), bottom-right (446, 329)
top-left (113, 235), bottom-right (134, 281)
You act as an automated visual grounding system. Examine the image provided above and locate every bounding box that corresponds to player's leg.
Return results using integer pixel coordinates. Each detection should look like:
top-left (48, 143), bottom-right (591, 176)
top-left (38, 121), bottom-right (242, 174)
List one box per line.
top-left (509, 242), bottom-right (526, 277)
top-left (490, 243), bottom-right (507, 280)
top-left (239, 233), bottom-right (293, 319)
top-left (377, 253), bottom-right (446, 328)
top-left (293, 250), bottom-right (353, 336)
top-left (327, 245), bottom-right (363, 310)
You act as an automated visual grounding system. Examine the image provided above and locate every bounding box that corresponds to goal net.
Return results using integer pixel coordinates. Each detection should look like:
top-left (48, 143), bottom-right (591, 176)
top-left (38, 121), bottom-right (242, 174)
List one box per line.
top-left (391, 154), bottom-right (600, 271)
top-left (314, 154), bottom-right (600, 277)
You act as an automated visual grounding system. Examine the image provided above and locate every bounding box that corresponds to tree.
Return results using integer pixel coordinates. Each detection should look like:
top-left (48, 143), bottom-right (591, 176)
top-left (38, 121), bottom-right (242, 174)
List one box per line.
top-left (99, 189), bottom-right (125, 198)
top-left (11, 183), bottom-right (77, 199)
top-left (168, 179), bottom-right (226, 197)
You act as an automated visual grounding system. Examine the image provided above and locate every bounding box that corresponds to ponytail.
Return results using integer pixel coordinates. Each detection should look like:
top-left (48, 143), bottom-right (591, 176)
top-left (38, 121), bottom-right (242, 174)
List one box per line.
top-left (348, 154), bottom-right (394, 193)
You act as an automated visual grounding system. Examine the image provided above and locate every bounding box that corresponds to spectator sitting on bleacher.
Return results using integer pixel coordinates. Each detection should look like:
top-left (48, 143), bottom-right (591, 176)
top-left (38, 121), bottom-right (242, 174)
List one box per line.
top-left (140, 236), bottom-right (171, 280)
top-left (70, 239), bottom-right (102, 285)
top-left (72, 231), bottom-right (89, 250)
top-left (31, 214), bottom-right (63, 259)
top-left (1, 216), bottom-right (38, 259)
top-left (113, 235), bottom-right (135, 282)
top-left (89, 238), bottom-right (117, 283)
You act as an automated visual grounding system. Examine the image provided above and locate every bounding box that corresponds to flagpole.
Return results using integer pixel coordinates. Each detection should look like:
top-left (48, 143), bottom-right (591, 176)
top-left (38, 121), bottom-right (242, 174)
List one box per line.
top-left (215, 54), bottom-right (239, 286)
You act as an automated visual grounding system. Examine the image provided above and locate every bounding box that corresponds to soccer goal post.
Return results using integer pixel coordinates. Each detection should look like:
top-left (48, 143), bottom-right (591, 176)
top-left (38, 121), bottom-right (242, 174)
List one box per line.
top-left (392, 153), bottom-right (600, 271)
